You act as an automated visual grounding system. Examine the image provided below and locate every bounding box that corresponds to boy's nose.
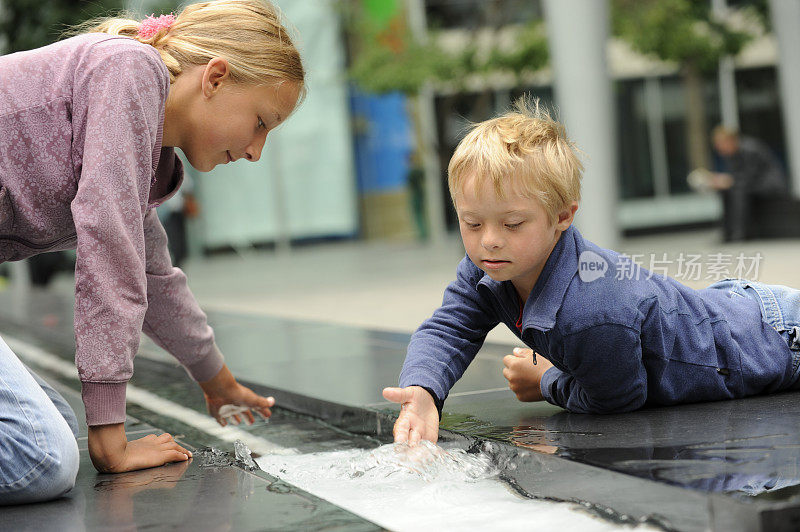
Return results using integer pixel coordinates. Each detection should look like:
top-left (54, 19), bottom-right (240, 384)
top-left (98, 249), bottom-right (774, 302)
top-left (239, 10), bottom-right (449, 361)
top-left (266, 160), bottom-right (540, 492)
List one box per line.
top-left (481, 230), bottom-right (503, 250)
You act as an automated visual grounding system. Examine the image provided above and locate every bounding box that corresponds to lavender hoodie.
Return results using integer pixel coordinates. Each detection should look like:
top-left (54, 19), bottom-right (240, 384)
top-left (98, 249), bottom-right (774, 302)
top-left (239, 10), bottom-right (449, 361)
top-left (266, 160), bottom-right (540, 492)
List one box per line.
top-left (0, 34), bottom-right (224, 425)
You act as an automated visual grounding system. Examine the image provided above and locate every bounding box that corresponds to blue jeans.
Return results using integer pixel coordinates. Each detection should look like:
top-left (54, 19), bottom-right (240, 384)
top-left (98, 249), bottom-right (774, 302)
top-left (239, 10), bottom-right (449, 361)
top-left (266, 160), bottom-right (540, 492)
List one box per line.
top-left (718, 279), bottom-right (800, 388)
top-left (0, 335), bottom-right (80, 505)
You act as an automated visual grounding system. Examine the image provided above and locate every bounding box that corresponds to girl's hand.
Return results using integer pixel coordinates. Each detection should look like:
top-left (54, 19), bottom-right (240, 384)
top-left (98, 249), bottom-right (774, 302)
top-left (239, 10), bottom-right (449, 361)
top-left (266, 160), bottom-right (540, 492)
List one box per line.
top-left (88, 423), bottom-right (191, 473)
top-left (382, 386), bottom-right (440, 445)
top-left (502, 348), bottom-right (554, 402)
top-left (199, 364), bottom-right (275, 426)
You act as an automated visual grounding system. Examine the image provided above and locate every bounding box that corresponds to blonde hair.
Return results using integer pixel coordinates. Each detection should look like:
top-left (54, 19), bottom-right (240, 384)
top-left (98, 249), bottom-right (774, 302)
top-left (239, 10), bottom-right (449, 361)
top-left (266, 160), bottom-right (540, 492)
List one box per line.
top-left (71, 0), bottom-right (305, 96)
top-left (448, 97), bottom-right (583, 224)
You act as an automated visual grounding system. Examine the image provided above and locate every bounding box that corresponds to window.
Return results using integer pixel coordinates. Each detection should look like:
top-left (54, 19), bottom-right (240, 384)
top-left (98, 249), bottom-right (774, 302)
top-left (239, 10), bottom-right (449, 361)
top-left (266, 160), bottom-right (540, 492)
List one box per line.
top-left (616, 79), bottom-right (655, 199)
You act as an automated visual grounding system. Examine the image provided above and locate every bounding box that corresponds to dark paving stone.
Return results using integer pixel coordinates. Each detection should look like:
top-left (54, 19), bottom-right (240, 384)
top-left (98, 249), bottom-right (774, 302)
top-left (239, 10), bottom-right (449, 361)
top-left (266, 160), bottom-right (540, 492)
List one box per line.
top-left (0, 448), bottom-right (381, 532)
top-left (0, 374), bottom-right (381, 532)
top-left (438, 392), bottom-right (800, 531)
top-left (203, 309), bottom-right (514, 406)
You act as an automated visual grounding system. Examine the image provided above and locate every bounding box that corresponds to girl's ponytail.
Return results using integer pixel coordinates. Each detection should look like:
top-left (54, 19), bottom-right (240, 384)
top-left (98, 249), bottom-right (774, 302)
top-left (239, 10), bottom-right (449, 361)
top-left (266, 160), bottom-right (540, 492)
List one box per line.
top-left (69, 0), bottom-right (305, 93)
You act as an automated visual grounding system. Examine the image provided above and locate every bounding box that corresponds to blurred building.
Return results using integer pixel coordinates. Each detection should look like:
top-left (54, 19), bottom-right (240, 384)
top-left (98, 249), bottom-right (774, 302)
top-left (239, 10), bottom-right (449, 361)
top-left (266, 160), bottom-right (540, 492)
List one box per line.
top-left (422, 0), bottom-right (784, 234)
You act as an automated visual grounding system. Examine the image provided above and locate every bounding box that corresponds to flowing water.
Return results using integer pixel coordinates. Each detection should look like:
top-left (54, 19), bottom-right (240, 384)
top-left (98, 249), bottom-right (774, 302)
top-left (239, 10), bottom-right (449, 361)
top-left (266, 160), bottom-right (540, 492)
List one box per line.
top-left (256, 440), bottom-right (657, 531)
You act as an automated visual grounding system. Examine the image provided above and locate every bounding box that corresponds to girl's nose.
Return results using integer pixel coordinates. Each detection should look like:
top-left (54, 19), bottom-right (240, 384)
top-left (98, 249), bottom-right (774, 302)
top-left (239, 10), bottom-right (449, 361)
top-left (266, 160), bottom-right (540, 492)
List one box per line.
top-left (245, 132), bottom-right (268, 162)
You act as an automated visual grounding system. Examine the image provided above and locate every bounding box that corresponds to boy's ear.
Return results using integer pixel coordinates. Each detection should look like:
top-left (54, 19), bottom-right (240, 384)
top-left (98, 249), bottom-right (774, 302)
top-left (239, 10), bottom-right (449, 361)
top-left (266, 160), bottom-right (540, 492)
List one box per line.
top-left (202, 57), bottom-right (231, 97)
top-left (556, 201), bottom-right (579, 231)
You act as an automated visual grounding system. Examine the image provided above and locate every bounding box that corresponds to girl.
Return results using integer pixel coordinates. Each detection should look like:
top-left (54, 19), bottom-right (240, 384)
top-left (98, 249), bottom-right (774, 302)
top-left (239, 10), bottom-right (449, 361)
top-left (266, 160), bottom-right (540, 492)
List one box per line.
top-left (0, 0), bottom-right (304, 504)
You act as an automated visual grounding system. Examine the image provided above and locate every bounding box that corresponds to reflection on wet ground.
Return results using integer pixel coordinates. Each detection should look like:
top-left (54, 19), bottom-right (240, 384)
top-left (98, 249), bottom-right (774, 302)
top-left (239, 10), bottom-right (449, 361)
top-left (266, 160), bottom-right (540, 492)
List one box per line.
top-left (442, 396), bottom-right (800, 501)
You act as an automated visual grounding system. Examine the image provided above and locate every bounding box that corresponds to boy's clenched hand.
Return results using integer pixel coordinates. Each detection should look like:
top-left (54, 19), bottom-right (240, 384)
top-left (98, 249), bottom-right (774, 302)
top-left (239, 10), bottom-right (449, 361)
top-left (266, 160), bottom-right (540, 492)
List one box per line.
top-left (382, 386), bottom-right (440, 445)
top-left (502, 348), bottom-right (554, 402)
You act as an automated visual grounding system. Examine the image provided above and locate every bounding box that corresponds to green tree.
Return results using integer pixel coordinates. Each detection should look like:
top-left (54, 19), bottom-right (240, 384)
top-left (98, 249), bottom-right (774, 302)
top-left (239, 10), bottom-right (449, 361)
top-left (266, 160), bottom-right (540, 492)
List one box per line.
top-left (347, 29), bottom-right (462, 95)
top-left (344, 1), bottom-right (458, 95)
top-left (483, 21), bottom-right (549, 84)
top-left (0, 0), bottom-right (124, 53)
top-left (612, 0), bottom-right (758, 171)
top-left (344, 2), bottom-right (549, 94)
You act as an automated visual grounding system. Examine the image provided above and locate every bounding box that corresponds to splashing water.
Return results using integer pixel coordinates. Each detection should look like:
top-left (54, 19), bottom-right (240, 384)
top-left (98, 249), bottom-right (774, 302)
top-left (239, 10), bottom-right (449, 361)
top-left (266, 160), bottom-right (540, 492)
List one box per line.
top-left (234, 440), bottom-right (259, 471)
top-left (257, 441), bottom-right (654, 532)
top-left (327, 440), bottom-right (495, 482)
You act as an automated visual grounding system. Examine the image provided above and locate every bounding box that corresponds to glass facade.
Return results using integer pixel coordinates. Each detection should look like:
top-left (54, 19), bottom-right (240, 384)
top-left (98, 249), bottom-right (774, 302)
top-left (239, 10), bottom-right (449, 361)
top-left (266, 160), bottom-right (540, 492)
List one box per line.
top-left (616, 79), bottom-right (655, 199)
top-left (430, 65), bottom-right (784, 230)
top-left (736, 67), bottom-right (787, 169)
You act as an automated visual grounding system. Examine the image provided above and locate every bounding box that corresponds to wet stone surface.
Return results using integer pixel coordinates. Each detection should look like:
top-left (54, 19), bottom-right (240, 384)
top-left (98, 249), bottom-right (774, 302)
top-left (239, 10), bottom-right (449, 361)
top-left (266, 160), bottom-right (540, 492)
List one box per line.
top-left (440, 395), bottom-right (800, 500)
top-left (2, 289), bottom-right (800, 530)
top-left (0, 379), bottom-right (382, 531)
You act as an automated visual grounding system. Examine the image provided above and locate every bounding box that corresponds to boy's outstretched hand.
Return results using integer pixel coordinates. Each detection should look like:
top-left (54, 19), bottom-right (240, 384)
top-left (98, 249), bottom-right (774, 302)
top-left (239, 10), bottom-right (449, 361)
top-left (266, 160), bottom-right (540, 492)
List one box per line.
top-left (382, 386), bottom-right (440, 445)
top-left (503, 348), bottom-right (554, 402)
top-left (199, 363), bottom-right (275, 426)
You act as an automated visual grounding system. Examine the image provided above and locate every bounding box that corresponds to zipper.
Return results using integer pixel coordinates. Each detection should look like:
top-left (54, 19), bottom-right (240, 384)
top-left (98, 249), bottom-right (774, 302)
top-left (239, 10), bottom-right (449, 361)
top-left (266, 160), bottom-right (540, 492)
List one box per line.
top-left (481, 281), bottom-right (540, 364)
top-left (480, 282), bottom-right (519, 330)
top-left (0, 233), bottom-right (76, 250)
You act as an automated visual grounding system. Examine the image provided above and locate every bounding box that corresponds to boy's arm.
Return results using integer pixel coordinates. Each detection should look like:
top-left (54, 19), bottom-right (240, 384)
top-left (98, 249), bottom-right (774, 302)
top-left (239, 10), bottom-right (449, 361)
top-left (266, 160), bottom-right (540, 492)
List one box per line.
top-left (399, 257), bottom-right (500, 405)
top-left (387, 257), bottom-right (499, 443)
top-left (540, 323), bottom-right (648, 414)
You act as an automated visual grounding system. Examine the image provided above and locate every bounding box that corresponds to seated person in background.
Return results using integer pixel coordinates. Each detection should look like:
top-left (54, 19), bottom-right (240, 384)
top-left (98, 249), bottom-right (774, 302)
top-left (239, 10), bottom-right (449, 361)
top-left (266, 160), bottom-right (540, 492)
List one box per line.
top-left (710, 126), bottom-right (788, 242)
top-left (383, 100), bottom-right (800, 445)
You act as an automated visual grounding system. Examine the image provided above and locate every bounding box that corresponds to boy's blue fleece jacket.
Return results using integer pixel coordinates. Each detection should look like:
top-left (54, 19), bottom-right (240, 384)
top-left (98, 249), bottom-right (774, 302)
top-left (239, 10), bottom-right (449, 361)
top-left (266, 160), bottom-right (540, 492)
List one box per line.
top-left (399, 225), bottom-right (797, 414)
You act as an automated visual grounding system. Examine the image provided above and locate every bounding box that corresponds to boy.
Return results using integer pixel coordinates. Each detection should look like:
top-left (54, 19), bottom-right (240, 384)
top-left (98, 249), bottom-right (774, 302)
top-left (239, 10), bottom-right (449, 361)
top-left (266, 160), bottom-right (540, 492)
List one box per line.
top-left (383, 100), bottom-right (800, 445)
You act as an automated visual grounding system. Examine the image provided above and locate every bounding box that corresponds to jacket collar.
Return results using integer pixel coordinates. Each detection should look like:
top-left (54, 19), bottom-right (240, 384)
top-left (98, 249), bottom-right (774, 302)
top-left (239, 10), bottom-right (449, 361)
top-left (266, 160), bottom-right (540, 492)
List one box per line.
top-left (477, 224), bottom-right (579, 332)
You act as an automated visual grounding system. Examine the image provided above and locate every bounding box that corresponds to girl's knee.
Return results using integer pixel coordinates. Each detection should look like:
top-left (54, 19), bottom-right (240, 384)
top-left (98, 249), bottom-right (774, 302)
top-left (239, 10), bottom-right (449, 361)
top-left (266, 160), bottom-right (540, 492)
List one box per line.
top-left (49, 437), bottom-right (80, 499)
top-left (39, 424), bottom-right (80, 501)
top-left (1, 424), bottom-right (80, 505)
top-left (61, 407), bottom-right (80, 438)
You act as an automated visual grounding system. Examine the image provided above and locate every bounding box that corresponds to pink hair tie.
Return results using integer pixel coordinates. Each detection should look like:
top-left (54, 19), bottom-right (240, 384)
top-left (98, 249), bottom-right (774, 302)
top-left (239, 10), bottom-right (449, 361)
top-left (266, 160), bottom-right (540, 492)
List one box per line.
top-left (137, 14), bottom-right (176, 40)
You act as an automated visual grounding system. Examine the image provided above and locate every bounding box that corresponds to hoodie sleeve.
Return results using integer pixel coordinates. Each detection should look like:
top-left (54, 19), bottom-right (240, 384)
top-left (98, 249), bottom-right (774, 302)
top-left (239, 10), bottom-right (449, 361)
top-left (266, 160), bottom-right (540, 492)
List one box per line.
top-left (540, 323), bottom-right (648, 414)
top-left (399, 256), bottom-right (500, 406)
top-left (141, 204), bottom-right (224, 382)
top-left (70, 44), bottom-right (169, 426)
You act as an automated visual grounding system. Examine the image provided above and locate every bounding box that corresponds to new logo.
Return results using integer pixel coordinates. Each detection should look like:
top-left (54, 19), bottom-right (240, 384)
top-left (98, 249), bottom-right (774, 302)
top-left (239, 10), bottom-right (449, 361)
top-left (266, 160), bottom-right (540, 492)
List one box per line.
top-left (578, 250), bottom-right (608, 283)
